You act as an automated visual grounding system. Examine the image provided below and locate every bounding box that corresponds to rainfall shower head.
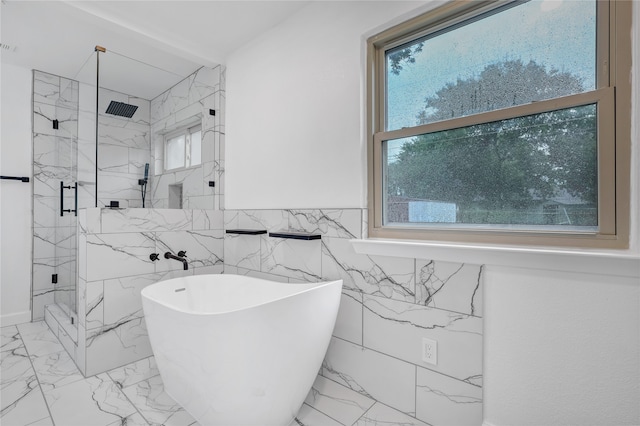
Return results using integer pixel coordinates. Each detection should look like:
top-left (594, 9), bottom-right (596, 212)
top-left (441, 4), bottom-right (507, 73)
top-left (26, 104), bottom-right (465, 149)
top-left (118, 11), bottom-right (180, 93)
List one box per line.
top-left (105, 101), bottom-right (138, 118)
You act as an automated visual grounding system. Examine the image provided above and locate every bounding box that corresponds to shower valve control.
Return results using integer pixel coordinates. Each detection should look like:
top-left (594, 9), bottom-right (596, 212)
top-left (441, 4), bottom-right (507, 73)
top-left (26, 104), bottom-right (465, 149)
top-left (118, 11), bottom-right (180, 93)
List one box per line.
top-left (149, 253), bottom-right (160, 262)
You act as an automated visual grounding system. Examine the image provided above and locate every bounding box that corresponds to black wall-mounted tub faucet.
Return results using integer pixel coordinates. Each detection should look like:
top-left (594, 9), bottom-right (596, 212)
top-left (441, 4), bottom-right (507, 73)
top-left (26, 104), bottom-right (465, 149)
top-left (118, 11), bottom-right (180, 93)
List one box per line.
top-left (164, 251), bottom-right (188, 270)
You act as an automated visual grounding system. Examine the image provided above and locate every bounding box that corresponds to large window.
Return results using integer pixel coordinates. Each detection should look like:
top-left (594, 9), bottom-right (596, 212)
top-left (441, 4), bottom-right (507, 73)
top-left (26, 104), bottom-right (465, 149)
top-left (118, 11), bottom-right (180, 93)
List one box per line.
top-left (368, 0), bottom-right (631, 248)
top-left (165, 125), bottom-right (202, 171)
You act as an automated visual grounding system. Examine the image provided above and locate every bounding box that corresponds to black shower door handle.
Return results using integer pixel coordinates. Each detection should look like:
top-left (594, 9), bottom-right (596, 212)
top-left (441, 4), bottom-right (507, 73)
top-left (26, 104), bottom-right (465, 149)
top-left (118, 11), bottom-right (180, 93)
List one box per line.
top-left (60, 181), bottom-right (78, 216)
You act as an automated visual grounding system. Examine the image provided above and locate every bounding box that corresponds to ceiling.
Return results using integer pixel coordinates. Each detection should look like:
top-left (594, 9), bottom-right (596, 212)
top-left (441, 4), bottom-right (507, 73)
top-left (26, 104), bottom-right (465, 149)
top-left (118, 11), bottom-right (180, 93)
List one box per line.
top-left (1, 0), bottom-right (310, 100)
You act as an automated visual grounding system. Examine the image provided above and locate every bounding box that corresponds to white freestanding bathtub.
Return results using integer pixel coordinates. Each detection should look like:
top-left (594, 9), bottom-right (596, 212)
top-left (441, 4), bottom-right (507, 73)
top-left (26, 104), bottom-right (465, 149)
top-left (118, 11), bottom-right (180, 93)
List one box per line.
top-left (141, 274), bottom-right (343, 426)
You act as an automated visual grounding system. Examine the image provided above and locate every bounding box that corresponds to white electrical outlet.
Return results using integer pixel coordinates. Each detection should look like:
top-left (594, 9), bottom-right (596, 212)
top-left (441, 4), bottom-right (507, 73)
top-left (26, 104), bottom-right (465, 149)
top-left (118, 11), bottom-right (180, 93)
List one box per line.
top-left (422, 337), bottom-right (437, 365)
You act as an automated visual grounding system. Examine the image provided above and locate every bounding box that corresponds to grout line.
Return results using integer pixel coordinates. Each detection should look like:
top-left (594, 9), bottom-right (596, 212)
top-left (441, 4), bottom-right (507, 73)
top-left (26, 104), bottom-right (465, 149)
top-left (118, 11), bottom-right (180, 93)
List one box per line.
top-left (318, 354), bottom-right (475, 423)
top-left (116, 375), bottom-right (152, 426)
top-left (354, 401), bottom-right (376, 425)
top-left (16, 328), bottom-right (57, 426)
top-left (302, 402), bottom-right (348, 426)
top-left (330, 335), bottom-right (482, 388)
top-left (414, 365), bottom-right (418, 423)
top-left (360, 288), bottom-right (364, 347)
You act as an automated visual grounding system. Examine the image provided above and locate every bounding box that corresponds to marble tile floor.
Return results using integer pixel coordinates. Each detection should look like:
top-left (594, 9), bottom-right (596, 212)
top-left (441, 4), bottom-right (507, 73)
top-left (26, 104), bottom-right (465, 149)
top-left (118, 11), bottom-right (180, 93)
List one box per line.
top-left (1, 322), bottom-right (430, 426)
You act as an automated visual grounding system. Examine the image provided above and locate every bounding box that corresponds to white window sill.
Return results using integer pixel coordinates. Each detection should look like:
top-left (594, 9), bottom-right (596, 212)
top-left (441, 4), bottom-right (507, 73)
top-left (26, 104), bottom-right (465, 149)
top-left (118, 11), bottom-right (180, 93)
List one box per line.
top-left (350, 238), bottom-right (640, 278)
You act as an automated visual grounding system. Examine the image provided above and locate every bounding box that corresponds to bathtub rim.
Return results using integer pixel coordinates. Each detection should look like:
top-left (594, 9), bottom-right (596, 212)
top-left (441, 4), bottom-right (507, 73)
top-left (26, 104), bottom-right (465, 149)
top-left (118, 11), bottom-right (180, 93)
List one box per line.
top-left (141, 273), bottom-right (343, 316)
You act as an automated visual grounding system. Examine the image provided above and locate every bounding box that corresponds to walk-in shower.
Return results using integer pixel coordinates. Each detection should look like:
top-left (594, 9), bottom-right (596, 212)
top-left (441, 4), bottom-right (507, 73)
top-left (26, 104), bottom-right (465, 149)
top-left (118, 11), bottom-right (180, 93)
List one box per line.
top-left (31, 46), bottom-right (193, 326)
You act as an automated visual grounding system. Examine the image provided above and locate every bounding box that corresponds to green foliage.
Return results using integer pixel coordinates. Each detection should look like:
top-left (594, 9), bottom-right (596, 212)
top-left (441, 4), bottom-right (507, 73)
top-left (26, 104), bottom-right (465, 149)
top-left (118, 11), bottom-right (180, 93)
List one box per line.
top-left (387, 43), bottom-right (424, 75)
top-left (388, 60), bottom-right (597, 225)
top-left (417, 60), bottom-right (584, 123)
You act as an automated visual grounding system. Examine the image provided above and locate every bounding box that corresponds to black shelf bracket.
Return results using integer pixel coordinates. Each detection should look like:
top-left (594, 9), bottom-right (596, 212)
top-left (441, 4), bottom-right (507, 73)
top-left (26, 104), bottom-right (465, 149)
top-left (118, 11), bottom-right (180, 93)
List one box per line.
top-left (268, 231), bottom-right (322, 241)
top-left (226, 229), bottom-right (268, 235)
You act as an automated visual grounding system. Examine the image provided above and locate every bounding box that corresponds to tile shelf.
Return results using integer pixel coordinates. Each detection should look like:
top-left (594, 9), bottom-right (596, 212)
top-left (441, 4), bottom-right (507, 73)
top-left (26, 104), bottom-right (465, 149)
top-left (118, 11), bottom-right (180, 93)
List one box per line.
top-left (268, 231), bottom-right (322, 241)
top-left (225, 229), bottom-right (268, 235)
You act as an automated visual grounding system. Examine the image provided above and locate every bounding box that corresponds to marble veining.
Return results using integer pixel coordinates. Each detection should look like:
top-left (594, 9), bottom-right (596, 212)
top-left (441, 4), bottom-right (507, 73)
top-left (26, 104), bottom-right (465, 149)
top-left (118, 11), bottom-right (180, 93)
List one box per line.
top-left (261, 237), bottom-right (323, 282)
top-left (321, 360), bottom-right (375, 400)
top-left (2, 322), bottom-right (463, 425)
top-left (98, 117), bottom-right (149, 149)
top-left (84, 317), bottom-right (153, 377)
top-left (31, 70), bottom-right (81, 320)
top-left (102, 274), bottom-right (158, 327)
top-left (287, 209), bottom-right (361, 239)
top-left (224, 209), bottom-right (288, 231)
top-left (416, 366), bottom-right (483, 425)
top-left (121, 375), bottom-right (197, 426)
top-left (30, 349), bottom-right (85, 391)
top-left (75, 209), bottom-right (226, 376)
top-left (304, 375), bottom-right (375, 426)
top-left (223, 208), bottom-right (483, 424)
top-left (223, 233), bottom-right (262, 271)
top-left (33, 103), bottom-right (78, 139)
top-left (101, 208), bottom-right (192, 233)
top-left (363, 295), bottom-right (475, 333)
top-left (86, 316), bottom-right (144, 344)
top-left (107, 356), bottom-right (159, 390)
top-left (1, 326), bottom-right (23, 353)
top-left (28, 65), bottom-right (481, 424)
top-left (44, 373), bottom-right (137, 425)
top-left (85, 282), bottom-right (104, 329)
top-left (322, 336), bottom-right (417, 416)
top-left (155, 230), bottom-right (224, 271)
top-left (322, 238), bottom-right (415, 301)
top-left (416, 260), bottom-right (483, 316)
top-left (33, 72), bottom-right (60, 105)
top-left (363, 294), bottom-right (482, 383)
top-left (292, 404), bottom-right (343, 426)
top-left (150, 66), bottom-right (223, 209)
top-left (356, 402), bottom-right (430, 426)
top-left (0, 349), bottom-right (51, 426)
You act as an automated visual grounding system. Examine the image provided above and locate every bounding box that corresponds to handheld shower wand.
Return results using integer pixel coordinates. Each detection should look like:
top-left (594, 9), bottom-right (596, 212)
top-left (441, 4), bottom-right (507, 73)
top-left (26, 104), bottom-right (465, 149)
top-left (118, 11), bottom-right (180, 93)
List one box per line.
top-left (139, 163), bottom-right (149, 207)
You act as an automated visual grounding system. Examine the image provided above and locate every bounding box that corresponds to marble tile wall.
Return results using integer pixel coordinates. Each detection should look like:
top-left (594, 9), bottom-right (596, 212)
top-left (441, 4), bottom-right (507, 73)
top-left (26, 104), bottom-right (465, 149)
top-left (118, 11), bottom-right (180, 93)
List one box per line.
top-left (33, 65), bottom-right (223, 323)
top-left (33, 70), bottom-right (154, 321)
top-left (150, 66), bottom-right (225, 210)
top-left (31, 66), bottom-right (481, 424)
top-left (77, 84), bottom-right (152, 209)
top-left (62, 207), bottom-right (224, 376)
top-left (33, 66), bottom-right (226, 379)
top-left (2, 321), bottom-right (441, 426)
top-left (32, 70), bottom-right (80, 320)
top-left (223, 208), bottom-right (484, 425)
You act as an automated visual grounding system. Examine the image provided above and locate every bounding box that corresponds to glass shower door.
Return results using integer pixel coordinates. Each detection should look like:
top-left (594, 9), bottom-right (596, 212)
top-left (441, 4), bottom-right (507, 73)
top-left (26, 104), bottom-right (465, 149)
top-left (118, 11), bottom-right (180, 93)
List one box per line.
top-left (53, 77), bottom-right (79, 318)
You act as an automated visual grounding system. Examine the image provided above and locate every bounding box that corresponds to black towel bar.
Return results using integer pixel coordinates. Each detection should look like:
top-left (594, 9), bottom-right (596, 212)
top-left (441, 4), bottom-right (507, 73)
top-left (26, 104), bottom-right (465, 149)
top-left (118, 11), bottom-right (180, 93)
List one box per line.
top-left (1, 175), bottom-right (29, 183)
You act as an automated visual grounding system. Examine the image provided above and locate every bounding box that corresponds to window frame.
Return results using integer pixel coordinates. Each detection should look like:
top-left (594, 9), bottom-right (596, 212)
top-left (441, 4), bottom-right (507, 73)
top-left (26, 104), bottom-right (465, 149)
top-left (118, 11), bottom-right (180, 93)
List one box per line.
top-left (366, 0), bottom-right (632, 249)
top-left (164, 124), bottom-right (202, 172)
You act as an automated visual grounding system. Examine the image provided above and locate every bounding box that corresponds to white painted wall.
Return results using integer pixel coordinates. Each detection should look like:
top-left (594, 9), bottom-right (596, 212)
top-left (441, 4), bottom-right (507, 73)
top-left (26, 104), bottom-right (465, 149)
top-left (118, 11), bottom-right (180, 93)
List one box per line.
top-left (483, 266), bottom-right (639, 425)
top-left (0, 63), bottom-right (33, 325)
top-left (226, 1), bottom-right (427, 210)
top-left (225, 1), bottom-right (640, 425)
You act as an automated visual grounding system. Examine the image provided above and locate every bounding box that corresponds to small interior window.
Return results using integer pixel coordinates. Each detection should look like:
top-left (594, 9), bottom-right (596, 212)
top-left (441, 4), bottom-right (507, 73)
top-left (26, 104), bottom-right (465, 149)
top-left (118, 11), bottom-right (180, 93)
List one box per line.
top-left (164, 124), bottom-right (202, 171)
